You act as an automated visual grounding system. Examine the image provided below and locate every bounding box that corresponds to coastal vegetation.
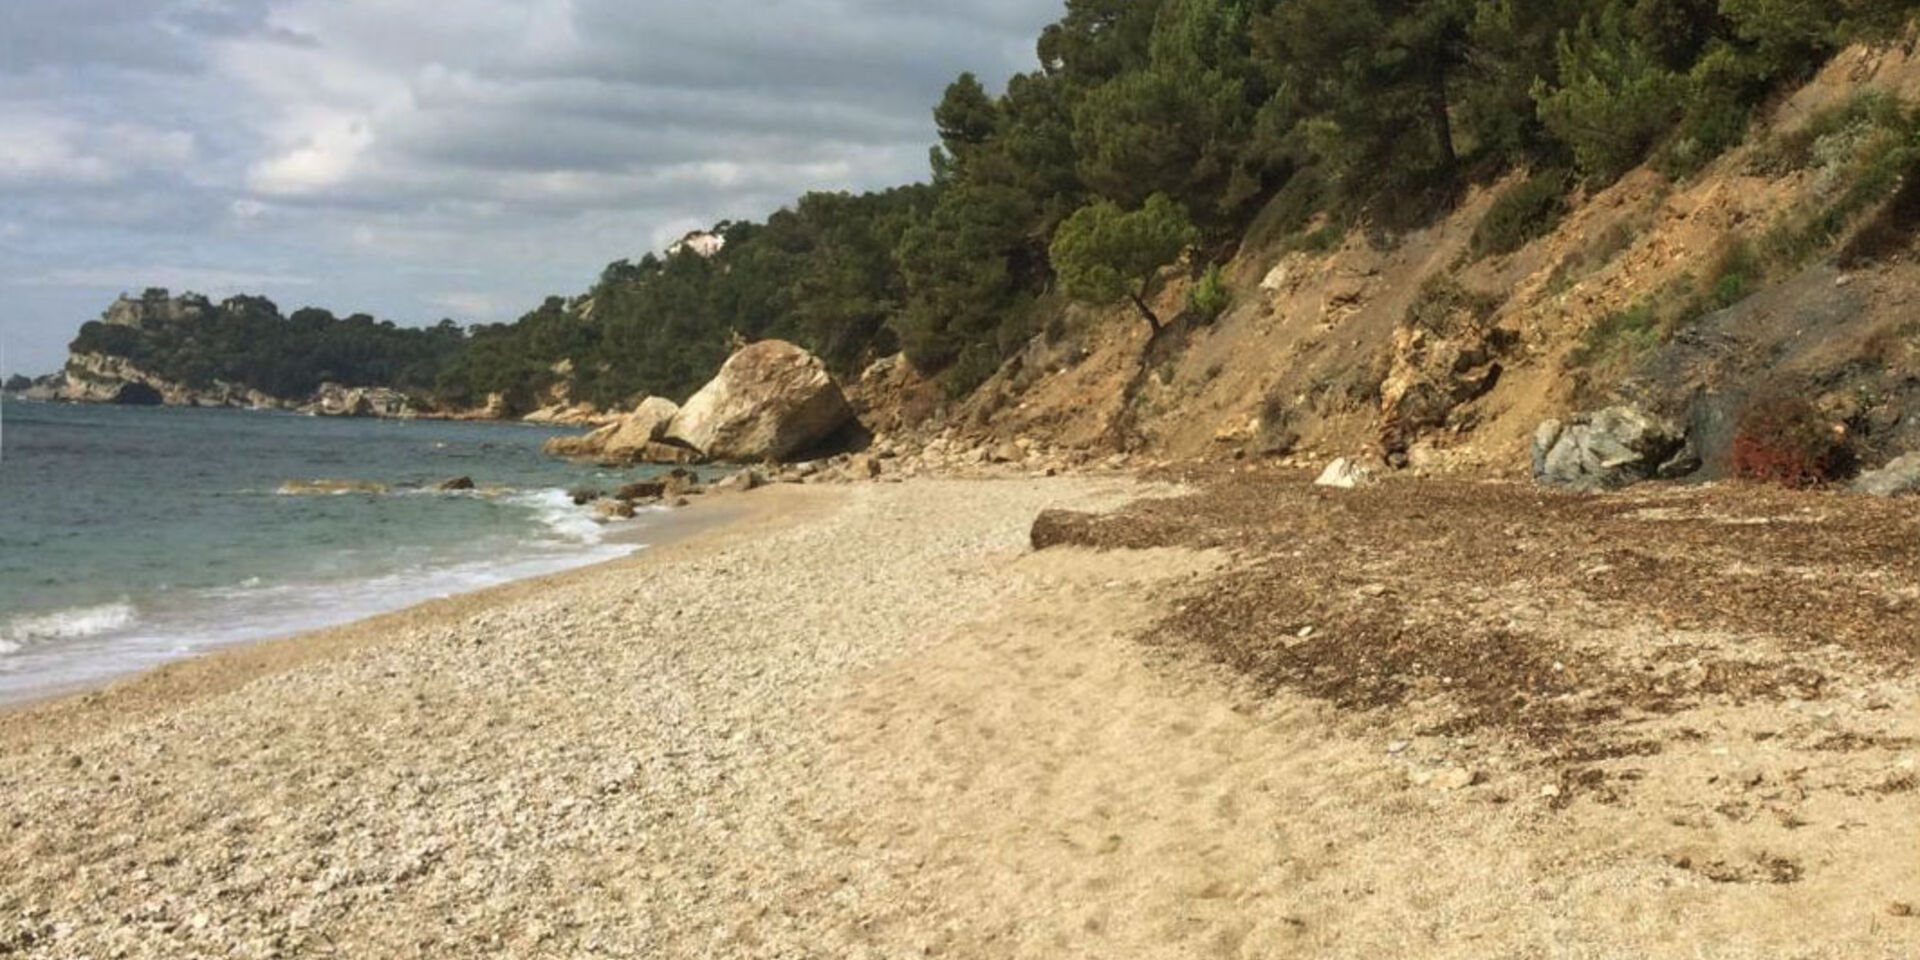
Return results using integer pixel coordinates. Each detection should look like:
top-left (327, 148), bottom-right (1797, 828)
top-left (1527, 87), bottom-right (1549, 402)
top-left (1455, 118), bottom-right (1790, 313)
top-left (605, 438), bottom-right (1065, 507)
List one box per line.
top-left (68, 289), bottom-right (466, 400)
top-left (61, 0), bottom-right (1920, 413)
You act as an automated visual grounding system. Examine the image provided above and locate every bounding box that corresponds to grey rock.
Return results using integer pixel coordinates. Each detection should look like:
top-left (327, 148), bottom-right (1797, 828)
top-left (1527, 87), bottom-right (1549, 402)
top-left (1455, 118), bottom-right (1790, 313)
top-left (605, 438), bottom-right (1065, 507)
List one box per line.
top-left (1853, 452), bottom-right (1920, 497)
top-left (1314, 458), bottom-right (1373, 490)
top-left (1532, 407), bottom-right (1688, 489)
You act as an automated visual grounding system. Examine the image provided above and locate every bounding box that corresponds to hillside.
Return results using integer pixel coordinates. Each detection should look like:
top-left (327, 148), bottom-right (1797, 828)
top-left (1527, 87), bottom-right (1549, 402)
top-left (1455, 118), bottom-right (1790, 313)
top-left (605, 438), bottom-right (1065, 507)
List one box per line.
top-left (38, 1), bottom-right (1920, 484)
top-left (866, 33), bottom-right (1920, 486)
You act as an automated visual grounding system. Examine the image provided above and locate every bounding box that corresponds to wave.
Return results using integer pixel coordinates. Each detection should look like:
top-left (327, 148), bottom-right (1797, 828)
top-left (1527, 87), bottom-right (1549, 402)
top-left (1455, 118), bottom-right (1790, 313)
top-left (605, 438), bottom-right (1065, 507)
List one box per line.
top-left (510, 487), bottom-right (608, 545)
top-left (0, 485), bottom-right (648, 700)
top-left (2, 600), bottom-right (138, 650)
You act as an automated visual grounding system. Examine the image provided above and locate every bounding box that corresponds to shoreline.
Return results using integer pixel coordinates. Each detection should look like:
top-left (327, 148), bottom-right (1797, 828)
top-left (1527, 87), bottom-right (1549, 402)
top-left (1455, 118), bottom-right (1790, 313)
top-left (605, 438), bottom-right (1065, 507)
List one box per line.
top-left (3, 473), bottom-right (1914, 958)
top-left (0, 488), bottom-right (772, 742)
top-left (2, 392), bottom-right (602, 429)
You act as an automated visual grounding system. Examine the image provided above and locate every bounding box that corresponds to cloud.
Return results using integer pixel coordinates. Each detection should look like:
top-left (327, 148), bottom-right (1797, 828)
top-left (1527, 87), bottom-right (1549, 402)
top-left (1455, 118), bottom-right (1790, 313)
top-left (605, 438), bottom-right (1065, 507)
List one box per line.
top-left (0, 0), bottom-right (1066, 373)
top-left (15, 267), bottom-right (316, 290)
top-left (426, 291), bottom-right (514, 320)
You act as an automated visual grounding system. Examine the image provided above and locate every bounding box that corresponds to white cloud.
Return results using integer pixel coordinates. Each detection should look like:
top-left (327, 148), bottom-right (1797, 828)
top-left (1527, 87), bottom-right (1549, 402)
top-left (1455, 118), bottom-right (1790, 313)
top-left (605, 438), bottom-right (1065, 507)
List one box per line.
top-left (0, 0), bottom-right (1065, 373)
top-left (425, 291), bottom-right (512, 319)
top-left (0, 110), bottom-right (198, 185)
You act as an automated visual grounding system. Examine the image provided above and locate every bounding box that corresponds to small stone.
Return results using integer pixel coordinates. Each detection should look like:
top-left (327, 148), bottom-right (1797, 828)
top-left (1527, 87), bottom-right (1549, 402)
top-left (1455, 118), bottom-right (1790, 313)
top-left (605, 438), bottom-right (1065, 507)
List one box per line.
top-left (1314, 458), bottom-right (1373, 490)
top-left (1386, 740), bottom-right (1411, 755)
top-left (1890, 902), bottom-right (1914, 918)
top-left (1540, 784), bottom-right (1562, 799)
top-left (1429, 768), bottom-right (1474, 791)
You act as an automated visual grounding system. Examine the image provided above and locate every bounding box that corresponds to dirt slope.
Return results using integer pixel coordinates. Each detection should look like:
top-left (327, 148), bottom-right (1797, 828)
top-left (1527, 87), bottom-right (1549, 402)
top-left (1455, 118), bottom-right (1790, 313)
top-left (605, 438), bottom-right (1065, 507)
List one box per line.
top-left (878, 38), bottom-right (1920, 481)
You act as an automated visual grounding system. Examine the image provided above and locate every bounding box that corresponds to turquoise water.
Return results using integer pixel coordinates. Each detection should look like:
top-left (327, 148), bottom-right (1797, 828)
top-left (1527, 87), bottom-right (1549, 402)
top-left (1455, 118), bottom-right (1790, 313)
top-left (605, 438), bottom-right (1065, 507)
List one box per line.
top-left (0, 400), bottom-right (677, 703)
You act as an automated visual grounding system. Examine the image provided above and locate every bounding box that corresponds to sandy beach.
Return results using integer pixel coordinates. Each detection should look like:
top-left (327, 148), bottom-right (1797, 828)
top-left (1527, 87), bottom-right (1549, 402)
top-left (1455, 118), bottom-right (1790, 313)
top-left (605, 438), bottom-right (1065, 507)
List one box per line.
top-left (3, 474), bottom-right (1917, 958)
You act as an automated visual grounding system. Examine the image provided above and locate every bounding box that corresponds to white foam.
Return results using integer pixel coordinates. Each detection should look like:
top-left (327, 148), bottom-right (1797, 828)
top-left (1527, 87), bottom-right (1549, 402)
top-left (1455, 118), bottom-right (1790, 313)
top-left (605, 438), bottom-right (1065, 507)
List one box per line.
top-left (3, 601), bottom-right (138, 646)
top-left (511, 488), bottom-right (606, 545)
top-left (0, 490), bottom-right (648, 702)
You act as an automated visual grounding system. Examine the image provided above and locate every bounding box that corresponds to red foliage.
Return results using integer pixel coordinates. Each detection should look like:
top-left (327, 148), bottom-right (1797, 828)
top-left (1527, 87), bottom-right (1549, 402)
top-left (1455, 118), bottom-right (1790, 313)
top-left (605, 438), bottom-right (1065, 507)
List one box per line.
top-left (1729, 393), bottom-right (1851, 488)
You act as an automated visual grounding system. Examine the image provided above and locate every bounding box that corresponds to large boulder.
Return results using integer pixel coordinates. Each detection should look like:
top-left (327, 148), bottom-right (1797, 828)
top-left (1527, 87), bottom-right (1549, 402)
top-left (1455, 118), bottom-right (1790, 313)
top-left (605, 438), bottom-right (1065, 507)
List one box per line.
top-left (601, 397), bottom-right (683, 462)
top-left (666, 341), bottom-right (854, 462)
top-left (1853, 452), bottom-right (1920, 497)
top-left (1533, 407), bottom-right (1692, 490)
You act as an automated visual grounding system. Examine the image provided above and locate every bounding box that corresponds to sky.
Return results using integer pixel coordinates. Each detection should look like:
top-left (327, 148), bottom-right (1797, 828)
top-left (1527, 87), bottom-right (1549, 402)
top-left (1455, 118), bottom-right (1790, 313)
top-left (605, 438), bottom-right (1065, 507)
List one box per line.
top-left (0, 0), bottom-right (1063, 376)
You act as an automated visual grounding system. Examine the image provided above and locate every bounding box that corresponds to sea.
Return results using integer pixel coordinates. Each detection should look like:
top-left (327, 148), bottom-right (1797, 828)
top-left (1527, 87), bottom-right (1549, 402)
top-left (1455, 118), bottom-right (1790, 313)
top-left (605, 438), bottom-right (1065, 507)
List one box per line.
top-left (0, 399), bottom-right (688, 705)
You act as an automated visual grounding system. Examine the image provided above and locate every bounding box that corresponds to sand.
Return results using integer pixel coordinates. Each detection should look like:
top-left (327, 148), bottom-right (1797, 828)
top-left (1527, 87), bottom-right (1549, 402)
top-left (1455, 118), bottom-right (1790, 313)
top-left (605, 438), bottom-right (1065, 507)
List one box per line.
top-left (2, 474), bottom-right (1916, 959)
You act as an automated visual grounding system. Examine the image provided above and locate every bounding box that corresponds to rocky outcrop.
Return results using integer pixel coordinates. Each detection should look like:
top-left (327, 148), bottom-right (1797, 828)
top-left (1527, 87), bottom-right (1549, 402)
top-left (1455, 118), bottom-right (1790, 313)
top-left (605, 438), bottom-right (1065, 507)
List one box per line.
top-left (523, 402), bottom-right (613, 426)
top-left (1532, 407), bottom-right (1694, 490)
top-left (666, 341), bottom-right (855, 462)
top-left (102, 291), bottom-right (214, 329)
top-left (19, 374), bottom-right (64, 401)
top-left (1377, 286), bottom-right (1512, 466)
top-left (302, 382), bottom-right (419, 418)
top-left (542, 397), bottom-right (693, 464)
top-left (1852, 452), bottom-right (1920, 497)
top-left (56, 353), bottom-right (280, 408)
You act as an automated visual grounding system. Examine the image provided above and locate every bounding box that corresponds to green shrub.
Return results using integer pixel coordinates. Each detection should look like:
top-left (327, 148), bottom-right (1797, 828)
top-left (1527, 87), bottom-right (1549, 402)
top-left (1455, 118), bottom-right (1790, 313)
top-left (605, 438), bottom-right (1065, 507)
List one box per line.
top-left (1404, 275), bottom-right (1502, 338)
top-left (1568, 300), bottom-right (1661, 369)
top-left (1700, 237), bottom-right (1762, 313)
top-left (1288, 223), bottom-right (1347, 254)
top-left (1470, 168), bottom-right (1572, 259)
top-left (1749, 92), bottom-right (1905, 175)
top-left (940, 343), bottom-right (1003, 400)
top-left (1533, 21), bottom-right (1686, 182)
top-left (1760, 110), bottom-right (1920, 269)
top-left (1656, 46), bottom-right (1764, 179)
top-left (1188, 263), bottom-right (1232, 322)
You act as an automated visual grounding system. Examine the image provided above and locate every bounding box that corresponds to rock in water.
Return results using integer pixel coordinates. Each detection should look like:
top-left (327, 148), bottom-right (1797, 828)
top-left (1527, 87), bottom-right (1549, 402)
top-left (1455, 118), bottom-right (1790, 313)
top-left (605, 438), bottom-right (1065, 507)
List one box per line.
top-left (595, 499), bottom-right (637, 520)
top-left (1314, 458), bottom-right (1374, 490)
top-left (666, 340), bottom-right (855, 462)
top-left (436, 476), bottom-right (475, 491)
top-left (278, 479), bottom-right (389, 496)
top-left (1532, 407), bottom-right (1689, 490)
top-left (1853, 451), bottom-right (1920, 497)
top-left (616, 480), bottom-right (666, 502)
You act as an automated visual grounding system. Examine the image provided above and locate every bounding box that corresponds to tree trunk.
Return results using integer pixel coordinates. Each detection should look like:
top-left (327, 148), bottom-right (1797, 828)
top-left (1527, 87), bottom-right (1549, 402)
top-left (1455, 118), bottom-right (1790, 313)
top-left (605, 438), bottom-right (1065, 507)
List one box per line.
top-left (1129, 287), bottom-right (1163, 336)
top-left (1428, 68), bottom-right (1457, 170)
